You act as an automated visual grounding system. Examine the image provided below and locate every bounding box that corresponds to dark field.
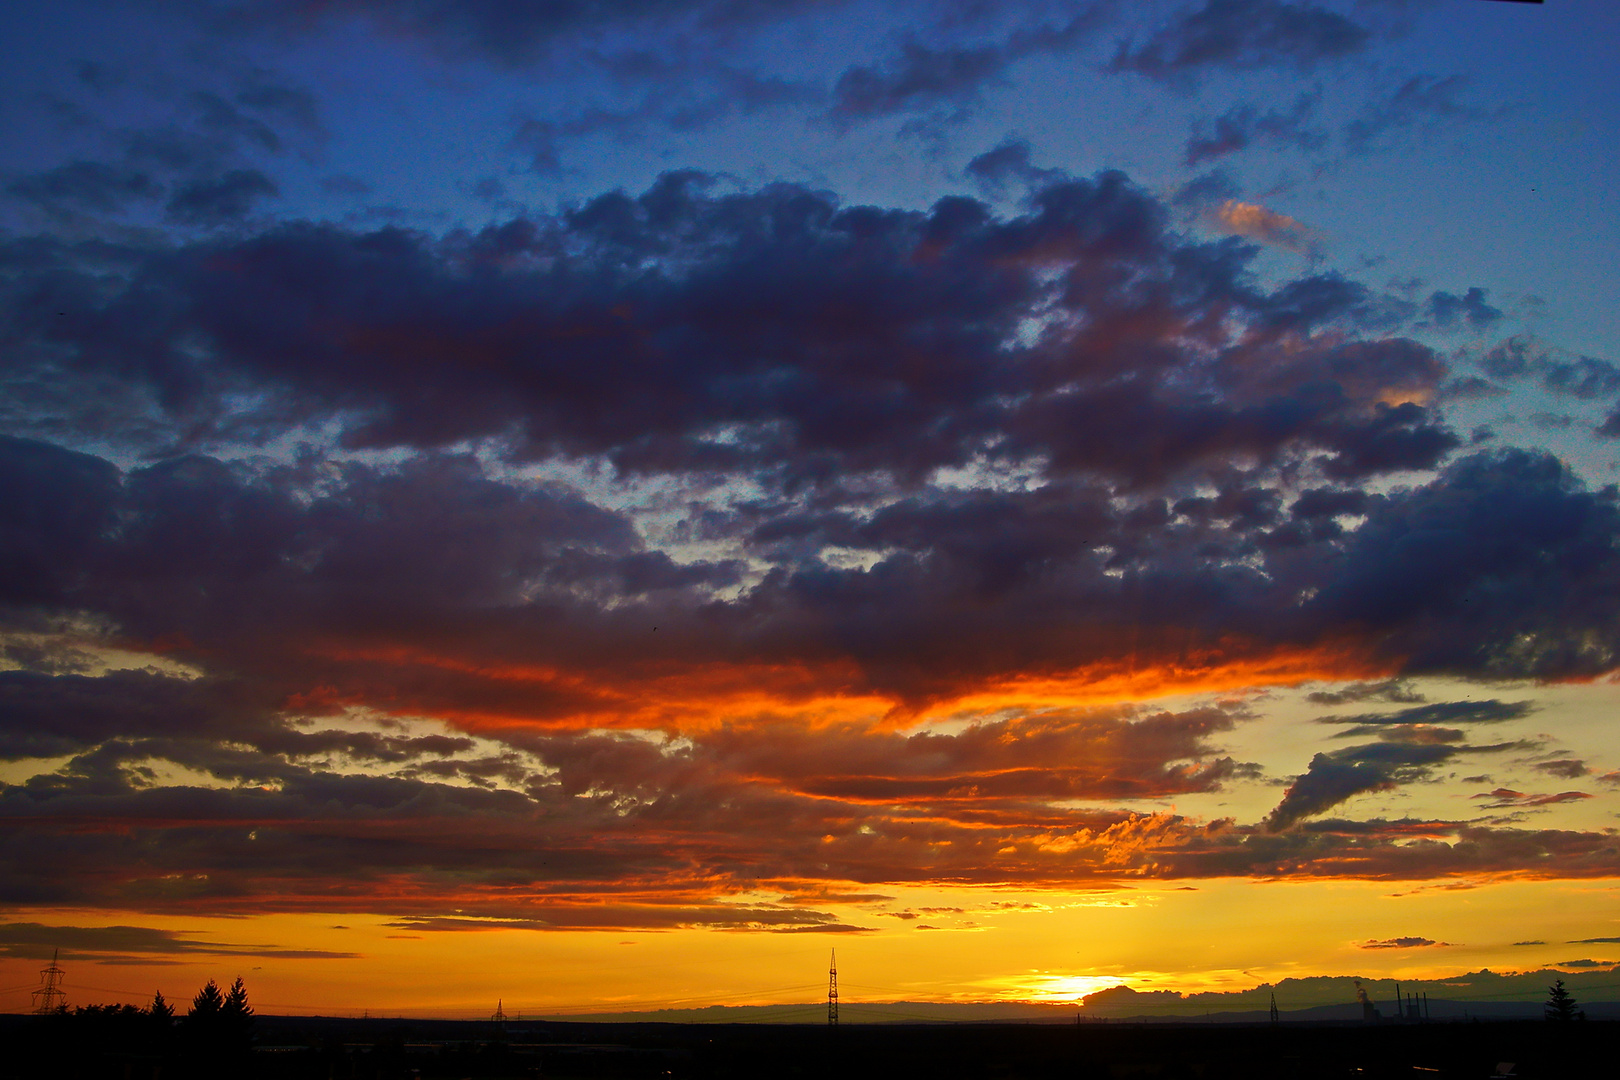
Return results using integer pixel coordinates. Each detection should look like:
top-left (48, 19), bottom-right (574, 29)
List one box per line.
top-left (2, 1013), bottom-right (1614, 1080)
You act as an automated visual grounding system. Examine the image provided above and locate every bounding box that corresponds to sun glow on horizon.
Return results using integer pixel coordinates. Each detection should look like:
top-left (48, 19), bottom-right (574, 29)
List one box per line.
top-left (1008, 973), bottom-right (1131, 1003)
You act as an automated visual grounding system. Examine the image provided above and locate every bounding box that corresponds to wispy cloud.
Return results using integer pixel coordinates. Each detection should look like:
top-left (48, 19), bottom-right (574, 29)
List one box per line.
top-left (0, 922), bottom-right (358, 961)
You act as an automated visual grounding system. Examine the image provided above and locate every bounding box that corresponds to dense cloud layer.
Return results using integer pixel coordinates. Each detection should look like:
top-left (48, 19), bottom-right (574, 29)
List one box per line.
top-left (4, 153), bottom-right (1619, 927)
top-left (7, 423), bottom-right (1620, 724)
top-left (5, 170), bottom-right (1457, 484)
top-left (3, 428), bottom-right (1620, 918)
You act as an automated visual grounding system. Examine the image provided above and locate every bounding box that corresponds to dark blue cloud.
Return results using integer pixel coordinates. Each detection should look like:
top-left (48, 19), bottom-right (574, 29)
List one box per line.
top-left (5, 161), bottom-right (162, 217)
top-left (831, 41), bottom-right (1013, 123)
top-left (963, 137), bottom-right (1066, 197)
top-left (1482, 337), bottom-right (1620, 400)
top-left (1426, 287), bottom-right (1502, 331)
top-left (1308, 449), bottom-right (1620, 678)
top-left (829, 8), bottom-right (1108, 126)
top-left (198, 0), bottom-right (852, 64)
top-left (164, 167), bottom-right (278, 224)
top-left (1266, 740), bottom-right (1469, 830)
top-left (0, 436), bottom-right (123, 607)
top-left (1184, 90), bottom-right (1326, 165)
top-left (1342, 74), bottom-right (1489, 153)
top-left (1108, 0), bottom-right (1371, 85)
top-left (2, 72), bottom-right (318, 237)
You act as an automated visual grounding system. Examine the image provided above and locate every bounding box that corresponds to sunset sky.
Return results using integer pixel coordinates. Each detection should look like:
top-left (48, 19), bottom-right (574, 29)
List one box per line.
top-left (3, 0), bottom-right (1620, 1019)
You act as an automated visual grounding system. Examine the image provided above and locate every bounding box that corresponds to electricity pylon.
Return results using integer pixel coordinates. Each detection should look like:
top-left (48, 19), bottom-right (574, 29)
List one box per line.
top-left (32, 949), bottom-right (66, 1014)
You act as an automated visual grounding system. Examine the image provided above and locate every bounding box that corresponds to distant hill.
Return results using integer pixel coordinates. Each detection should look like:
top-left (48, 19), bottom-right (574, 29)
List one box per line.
top-left (516, 995), bottom-right (1620, 1026)
top-left (513, 965), bottom-right (1620, 1025)
top-left (1074, 966), bottom-right (1620, 1022)
top-left (524, 1000), bottom-right (1080, 1025)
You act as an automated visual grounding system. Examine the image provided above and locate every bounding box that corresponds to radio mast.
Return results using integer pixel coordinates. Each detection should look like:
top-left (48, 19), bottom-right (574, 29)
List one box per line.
top-left (827, 949), bottom-right (839, 1027)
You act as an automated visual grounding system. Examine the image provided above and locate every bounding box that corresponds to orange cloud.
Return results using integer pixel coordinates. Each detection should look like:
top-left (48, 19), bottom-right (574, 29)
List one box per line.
top-left (293, 632), bottom-right (1393, 738)
top-left (1209, 199), bottom-right (1322, 256)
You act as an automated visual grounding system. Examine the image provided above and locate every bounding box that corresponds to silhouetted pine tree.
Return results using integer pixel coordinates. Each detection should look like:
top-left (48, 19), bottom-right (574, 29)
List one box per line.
top-left (189, 978), bottom-right (224, 1020)
top-left (184, 977), bottom-right (226, 1056)
top-left (146, 989), bottom-right (177, 1056)
top-left (221, 976), bottom-right (255, 1049)
top-left (1545, 978), bottom-right (1584, 1022)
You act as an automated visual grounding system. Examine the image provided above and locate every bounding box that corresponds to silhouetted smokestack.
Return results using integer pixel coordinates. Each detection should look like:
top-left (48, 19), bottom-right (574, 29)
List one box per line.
top-left (1355, 980), bottom-right (1379, 1022)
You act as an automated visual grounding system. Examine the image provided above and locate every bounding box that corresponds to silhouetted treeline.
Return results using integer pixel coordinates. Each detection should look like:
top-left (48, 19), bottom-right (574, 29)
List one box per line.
top-left (5, 1010), bottom-right (1619, 1079)
top-left (9, 978), bottom-right (254, 1079)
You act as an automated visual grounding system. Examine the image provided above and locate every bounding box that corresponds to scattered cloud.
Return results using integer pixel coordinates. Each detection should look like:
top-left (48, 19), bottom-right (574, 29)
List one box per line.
top-left (1265, 740), bottom-right (1458, 830)
top-left (1360, 937), bottom-right (1449, 949)
top-left (202, 0), bottom-right (857, 67)
top-left (1343, 74), bottom-right (1492, 154)
top-left (1426, 288), bottom-right (1502, 332)
top-left (1482, 337), bottom-right (1620, 401)
top-left (964, 137), bottom-right (1067, 197)
top-left (1184, 90), bottom-right (1325, 165)
top-left (829, 8), bottom-right (1109, 126)
top-left (165, 167), bottom-right (279, 225)
top-left (1306, 681), bottom-right (1424, 706)
top-left (1471, 789), bottom-right (1592, 810)
top-left (1318, 700), bottom-right (1535, 729)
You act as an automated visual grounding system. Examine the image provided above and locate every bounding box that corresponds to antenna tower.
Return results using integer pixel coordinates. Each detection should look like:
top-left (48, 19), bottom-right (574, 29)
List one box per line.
top-left (32, 949), bottom-right (66, 1014)
top-left (827, 949), bottom-right (838, 1027)
top-left (1269, 991), bottom-right (1279, 1025)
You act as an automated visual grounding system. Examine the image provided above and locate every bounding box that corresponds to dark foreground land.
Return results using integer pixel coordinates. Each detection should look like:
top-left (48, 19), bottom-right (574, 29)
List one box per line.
top-left (3, 1013), bottom-right (1613, 1080)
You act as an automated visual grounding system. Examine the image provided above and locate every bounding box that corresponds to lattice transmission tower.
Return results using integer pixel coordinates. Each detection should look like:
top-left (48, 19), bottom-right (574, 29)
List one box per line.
top-left (32, 949), bottom-right (66, 1014)
top-left (827, 949), bottom-right (838, 1027)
